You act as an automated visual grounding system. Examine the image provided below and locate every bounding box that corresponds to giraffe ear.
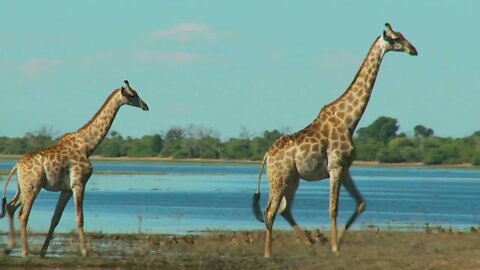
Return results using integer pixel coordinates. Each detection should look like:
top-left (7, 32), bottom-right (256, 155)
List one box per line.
top-left (121, 86), bottom-right (127, 96)
top-left (382, 30), bottom-right (396, 44)
top-left (385, 23), bottom-right (393, 32)
top-left (383, 23), bottom-right (398, 42)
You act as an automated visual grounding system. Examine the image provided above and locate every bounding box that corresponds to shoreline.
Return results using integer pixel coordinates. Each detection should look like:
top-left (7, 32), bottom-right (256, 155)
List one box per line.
top-left (1, 154), bottom-right (479, 170)
top-left (1, 223), bottom-right (477, 236)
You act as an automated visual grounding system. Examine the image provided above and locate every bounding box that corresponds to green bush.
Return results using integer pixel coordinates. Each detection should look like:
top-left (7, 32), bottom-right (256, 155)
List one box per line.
top-left (423, 149), bottom-right (447, 165)
top-left (377, 149), bottom-right (405, 163)
top-left (353, 138), bottom-right (383, 161)
top-left (399, 147), bottom-right (421, 162)
top-left (470, 152), bottom-right (480, 166)
top-left (127, 135), bottom-right (163, 157)
top-left (223, 139), bottom-right (251, 159)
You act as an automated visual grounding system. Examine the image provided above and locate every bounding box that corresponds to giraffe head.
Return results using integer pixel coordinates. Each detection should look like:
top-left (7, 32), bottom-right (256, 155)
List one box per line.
top-left (120, 80), bottom-right (149, 111)
top-left (382, 23), bottom-right (418, 56)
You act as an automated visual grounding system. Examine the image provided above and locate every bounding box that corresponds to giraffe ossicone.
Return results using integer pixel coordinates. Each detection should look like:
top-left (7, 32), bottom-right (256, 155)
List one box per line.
top-left (252, 23), bottom-right (417, 257)
top-left (0, 80), bottom-right (149, 257)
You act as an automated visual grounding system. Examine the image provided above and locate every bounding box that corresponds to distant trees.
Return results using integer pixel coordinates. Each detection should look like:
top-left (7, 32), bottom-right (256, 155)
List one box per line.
top-left (354, 120), bottom-right (480, 165)
top-left (357, 116), bottom-right (399, 145)
top-left (249, 130), bottom-right (283, 160)
top-left (355, 116), bottom-right (398, 161)
top-left (159, 127), bottom-right (188, 158)
top-left (159, 126), bottom-right (222, 159)
top-left (0, 126), bottom-right (56, 154)
top-left (95, 131), bottom-right (127, 157)
top-left (127, 134), bottom-right (163, 157)
top-left (1, 118), bottom-right (479, 166)
top-left (414, 125), bottom-right (434, 138)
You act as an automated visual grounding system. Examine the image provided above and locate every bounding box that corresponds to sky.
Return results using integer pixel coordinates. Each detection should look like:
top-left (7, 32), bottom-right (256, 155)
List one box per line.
top-left (0, 1), bottom-right (478, 140)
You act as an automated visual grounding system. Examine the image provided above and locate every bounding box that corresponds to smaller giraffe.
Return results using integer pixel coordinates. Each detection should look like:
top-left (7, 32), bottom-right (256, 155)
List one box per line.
top-left (0, 80), bottom-right (149, 257)
top-left (252, 23), bottom-right (417, 257)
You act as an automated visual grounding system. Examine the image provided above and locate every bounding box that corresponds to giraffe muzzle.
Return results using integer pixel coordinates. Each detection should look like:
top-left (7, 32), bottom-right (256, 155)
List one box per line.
top-left (408, 46), bottom-right (418, 56)
top-left (140, 100), bottom-right (149, 111)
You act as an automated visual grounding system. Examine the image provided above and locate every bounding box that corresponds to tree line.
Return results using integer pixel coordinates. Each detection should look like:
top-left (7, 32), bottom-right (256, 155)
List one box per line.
top-left (1, 117), bottom-right (479, 165)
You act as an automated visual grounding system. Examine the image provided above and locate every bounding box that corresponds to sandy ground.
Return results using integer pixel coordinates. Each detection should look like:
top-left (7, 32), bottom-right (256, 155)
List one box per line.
top-left (1, 228), bottom-right (480, 269)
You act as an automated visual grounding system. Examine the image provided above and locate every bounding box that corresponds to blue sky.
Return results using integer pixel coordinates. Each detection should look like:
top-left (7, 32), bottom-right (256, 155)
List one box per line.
top-left (0, 1), bottom-right (478, 140)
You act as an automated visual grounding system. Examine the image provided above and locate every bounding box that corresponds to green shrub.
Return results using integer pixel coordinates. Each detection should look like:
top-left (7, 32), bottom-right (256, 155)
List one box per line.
top-left (377, 149), bottom-right (405, 163)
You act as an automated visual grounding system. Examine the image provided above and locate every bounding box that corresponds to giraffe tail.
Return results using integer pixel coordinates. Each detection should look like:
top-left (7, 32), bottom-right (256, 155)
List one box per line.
top-left (0, 164), bottom-right (17, 219)
top-left (252, 153), bottom-right (267, 223)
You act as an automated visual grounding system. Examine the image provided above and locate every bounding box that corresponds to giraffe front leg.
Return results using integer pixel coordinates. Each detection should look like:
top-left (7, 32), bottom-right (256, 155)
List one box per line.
top-left (281, 210), bottom-right (312, 246)
top-left (72, 185), bottom-right (89, 257)
top-left (41, 191), bottom-right (73, 257)
top-left (328, 166), bottom-right (343, 253)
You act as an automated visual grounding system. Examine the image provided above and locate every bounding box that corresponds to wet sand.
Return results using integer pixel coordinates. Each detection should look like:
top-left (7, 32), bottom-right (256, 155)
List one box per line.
top-left (1, 229), bottom-right (479, 269)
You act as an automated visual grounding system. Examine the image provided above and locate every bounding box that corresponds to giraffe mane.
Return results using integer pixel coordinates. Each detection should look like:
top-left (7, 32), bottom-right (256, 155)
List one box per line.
top-left (323, 35), bottom-right (382, 109)
top-left (77, 88), bottom-right (121, 133)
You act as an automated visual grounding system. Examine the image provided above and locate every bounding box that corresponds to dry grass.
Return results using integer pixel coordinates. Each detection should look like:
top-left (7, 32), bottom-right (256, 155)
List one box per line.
top-left (1, 229), bottom-right (480, 269)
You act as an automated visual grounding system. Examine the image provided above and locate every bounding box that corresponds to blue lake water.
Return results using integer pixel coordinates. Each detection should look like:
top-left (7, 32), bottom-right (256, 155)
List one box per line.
top-left (0, 161), bottom-right (479, 235)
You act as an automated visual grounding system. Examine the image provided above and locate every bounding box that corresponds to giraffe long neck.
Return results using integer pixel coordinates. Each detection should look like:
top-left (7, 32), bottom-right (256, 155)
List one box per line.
top-left (330, 36), bottom-right (386, 133)
top-left (77, 89), bottom-right (124, 156)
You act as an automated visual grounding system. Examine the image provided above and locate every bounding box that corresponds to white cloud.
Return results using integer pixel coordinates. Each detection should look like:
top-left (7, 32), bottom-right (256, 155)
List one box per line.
top-left (21, 58), bottom-right (63, 77)
top-left (153, 22), bottom-right (216, 42)
top-left (136, 51), bottom-right (200, 64)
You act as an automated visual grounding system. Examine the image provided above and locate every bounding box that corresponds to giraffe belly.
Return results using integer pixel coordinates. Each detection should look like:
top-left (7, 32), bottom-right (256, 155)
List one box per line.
top-left (43, 168), bottom-right (71, 191)
top-left (296, 155), bottom-right (329, 181)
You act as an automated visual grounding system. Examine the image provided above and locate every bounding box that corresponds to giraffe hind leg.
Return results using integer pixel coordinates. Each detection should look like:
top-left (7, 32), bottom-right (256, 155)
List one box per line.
top-left (18, 187), bottom-right (41, 257)
top-left (279, 178), bottom-right (311, 245)
top-left (338, 171), bottom-right (365, 241)
top-left (264, 190), bottom-right (284, 258)
top-left (5, 190), bottom-right (21, 255)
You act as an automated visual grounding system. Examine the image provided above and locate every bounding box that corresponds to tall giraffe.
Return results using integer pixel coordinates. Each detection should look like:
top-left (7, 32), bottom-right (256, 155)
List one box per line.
top-left (253, 23), bottom-right (417, 257)
top-left (0, 80), bottom-right (149, 257)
